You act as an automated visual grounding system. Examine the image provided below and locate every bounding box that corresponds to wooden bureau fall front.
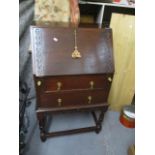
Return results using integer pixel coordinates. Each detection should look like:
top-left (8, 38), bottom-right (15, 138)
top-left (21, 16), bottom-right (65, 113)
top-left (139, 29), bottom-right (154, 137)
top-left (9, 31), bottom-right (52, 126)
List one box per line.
top-left (30, 25), bottom-right (114, 141)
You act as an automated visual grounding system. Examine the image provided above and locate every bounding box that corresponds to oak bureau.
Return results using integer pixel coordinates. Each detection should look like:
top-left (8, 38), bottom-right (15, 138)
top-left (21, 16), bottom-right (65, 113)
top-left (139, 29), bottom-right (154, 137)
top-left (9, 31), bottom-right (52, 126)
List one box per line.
top-left (30, 24), bottom-right (114, 141)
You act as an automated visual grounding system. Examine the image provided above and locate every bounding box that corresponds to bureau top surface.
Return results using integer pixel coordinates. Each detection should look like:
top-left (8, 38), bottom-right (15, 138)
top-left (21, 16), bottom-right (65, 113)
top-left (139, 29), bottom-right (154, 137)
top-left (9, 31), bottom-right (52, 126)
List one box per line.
top-left (30, 26), bottom-right (114, 77)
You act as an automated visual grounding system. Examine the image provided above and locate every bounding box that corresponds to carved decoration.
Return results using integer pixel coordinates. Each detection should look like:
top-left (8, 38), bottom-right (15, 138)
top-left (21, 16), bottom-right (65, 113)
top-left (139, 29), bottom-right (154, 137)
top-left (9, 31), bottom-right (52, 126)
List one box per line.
top-left (34, 28), bottom-right (44, 76)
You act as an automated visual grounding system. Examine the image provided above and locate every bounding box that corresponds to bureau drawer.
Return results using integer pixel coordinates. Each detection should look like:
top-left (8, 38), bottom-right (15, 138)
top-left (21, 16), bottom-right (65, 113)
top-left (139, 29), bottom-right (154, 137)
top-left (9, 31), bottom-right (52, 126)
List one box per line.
top-left (35, 74), bottom-right (113, 92)
top-left (39, 90), bottom-right (109, 108)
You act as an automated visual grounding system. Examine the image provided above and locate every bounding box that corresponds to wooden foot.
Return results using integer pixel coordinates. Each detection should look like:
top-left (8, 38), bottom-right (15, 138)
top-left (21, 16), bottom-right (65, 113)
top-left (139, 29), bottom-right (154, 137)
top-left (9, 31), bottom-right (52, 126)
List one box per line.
top-left (95, 124), bottom-right (102, 134)
top-left (40, 132), bottom-right (46, 142)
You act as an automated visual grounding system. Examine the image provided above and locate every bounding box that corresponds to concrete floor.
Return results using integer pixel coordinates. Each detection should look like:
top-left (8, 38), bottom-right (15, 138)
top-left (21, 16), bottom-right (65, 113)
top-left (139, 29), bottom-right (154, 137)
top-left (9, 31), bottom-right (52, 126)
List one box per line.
top-left (24, 110), bottom-right (135, 155)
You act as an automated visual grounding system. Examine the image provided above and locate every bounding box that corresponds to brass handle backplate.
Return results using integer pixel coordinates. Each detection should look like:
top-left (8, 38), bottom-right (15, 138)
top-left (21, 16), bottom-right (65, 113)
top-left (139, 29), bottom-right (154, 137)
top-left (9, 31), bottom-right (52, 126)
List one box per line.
top-left (88, 96), bottom-right (92, 104)
top-left (37, 80), bottom-right (42, 86)
top-left (57, 82), bottom-right (62, 91)
top-left (57, 98), bottom-right (62, 107)
top-left (108, 77), bottom-right (112, 82)
top-left (89, 81), bottom-right (94, 89)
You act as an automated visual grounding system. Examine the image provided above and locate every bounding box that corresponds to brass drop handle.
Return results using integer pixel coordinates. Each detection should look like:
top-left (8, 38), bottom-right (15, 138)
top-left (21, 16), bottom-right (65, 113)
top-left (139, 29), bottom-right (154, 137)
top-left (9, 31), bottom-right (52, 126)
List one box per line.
top-left (108, 77), bottom-right (112, 82)
top-left (88, 96), bottom-right (92, 104)
top-left (89, 81), bottom-right (94, 89)
top-left (57, 82), bottom-right (62, 91)
top-left (37, 80), bottom-right (42, 86)
top-left (57, 98), bottom-right (62, 107)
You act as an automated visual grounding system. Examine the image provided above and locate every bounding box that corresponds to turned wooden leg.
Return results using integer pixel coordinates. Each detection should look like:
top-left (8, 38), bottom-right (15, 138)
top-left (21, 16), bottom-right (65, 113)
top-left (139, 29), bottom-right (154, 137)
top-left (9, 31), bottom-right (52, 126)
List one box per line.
top-left (91, 110), bottom-right (105, 134)
top-left (96, 110), bottom-right (104, 133)
top-left (98, 110), bottom-right (105, 123)
top-left (37, 113), bottom-right (47, 142)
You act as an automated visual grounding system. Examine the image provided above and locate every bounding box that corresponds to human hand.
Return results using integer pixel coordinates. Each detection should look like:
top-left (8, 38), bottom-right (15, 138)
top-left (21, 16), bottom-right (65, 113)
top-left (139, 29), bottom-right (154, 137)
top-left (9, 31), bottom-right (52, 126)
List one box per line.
top-left (70, 0), bottom-right (80, 26)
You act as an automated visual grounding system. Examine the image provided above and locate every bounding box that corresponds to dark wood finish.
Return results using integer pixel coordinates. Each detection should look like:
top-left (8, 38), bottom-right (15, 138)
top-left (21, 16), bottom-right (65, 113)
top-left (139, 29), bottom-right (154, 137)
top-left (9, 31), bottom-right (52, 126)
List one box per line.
top-left (31, 25), bottom-right (114, 141)
top-left (39, 90), bottom-right (109, 108)
top-left (35, 74), bottom-right (113, 92)
top-left (30, 26), bottom-right (114, 76)
top-left (92, 110), bottom-right (105, 133)
top-left (37, 103), bottom-right (108, 113)
top-left (37, 107), bottom-right (107, 139)
top-left (45, 126), bottom-right (97, 137)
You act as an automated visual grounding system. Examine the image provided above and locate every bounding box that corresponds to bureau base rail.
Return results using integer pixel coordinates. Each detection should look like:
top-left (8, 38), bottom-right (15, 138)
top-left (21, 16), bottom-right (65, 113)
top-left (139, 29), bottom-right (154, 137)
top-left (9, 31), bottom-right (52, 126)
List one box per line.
top-left (45, 126), bottom-right (97, 138)
top-left (37, 109), bottom-right (106, 142)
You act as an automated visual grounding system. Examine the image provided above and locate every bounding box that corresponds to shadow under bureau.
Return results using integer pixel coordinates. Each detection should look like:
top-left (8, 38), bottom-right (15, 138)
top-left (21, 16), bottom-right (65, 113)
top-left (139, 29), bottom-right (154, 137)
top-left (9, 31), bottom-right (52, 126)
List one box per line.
top-left (30, 25), bottom-right (114, 141)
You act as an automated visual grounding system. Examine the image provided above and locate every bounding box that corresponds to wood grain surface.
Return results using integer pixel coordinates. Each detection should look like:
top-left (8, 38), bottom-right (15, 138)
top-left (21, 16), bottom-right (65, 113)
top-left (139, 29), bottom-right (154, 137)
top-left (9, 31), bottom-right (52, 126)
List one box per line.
top-left (108, 13), bottom-right (135, 111)
top-left (30, 26), bottom-right (114, 76)
top-left (31, 25), bottom-right (114, 140)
